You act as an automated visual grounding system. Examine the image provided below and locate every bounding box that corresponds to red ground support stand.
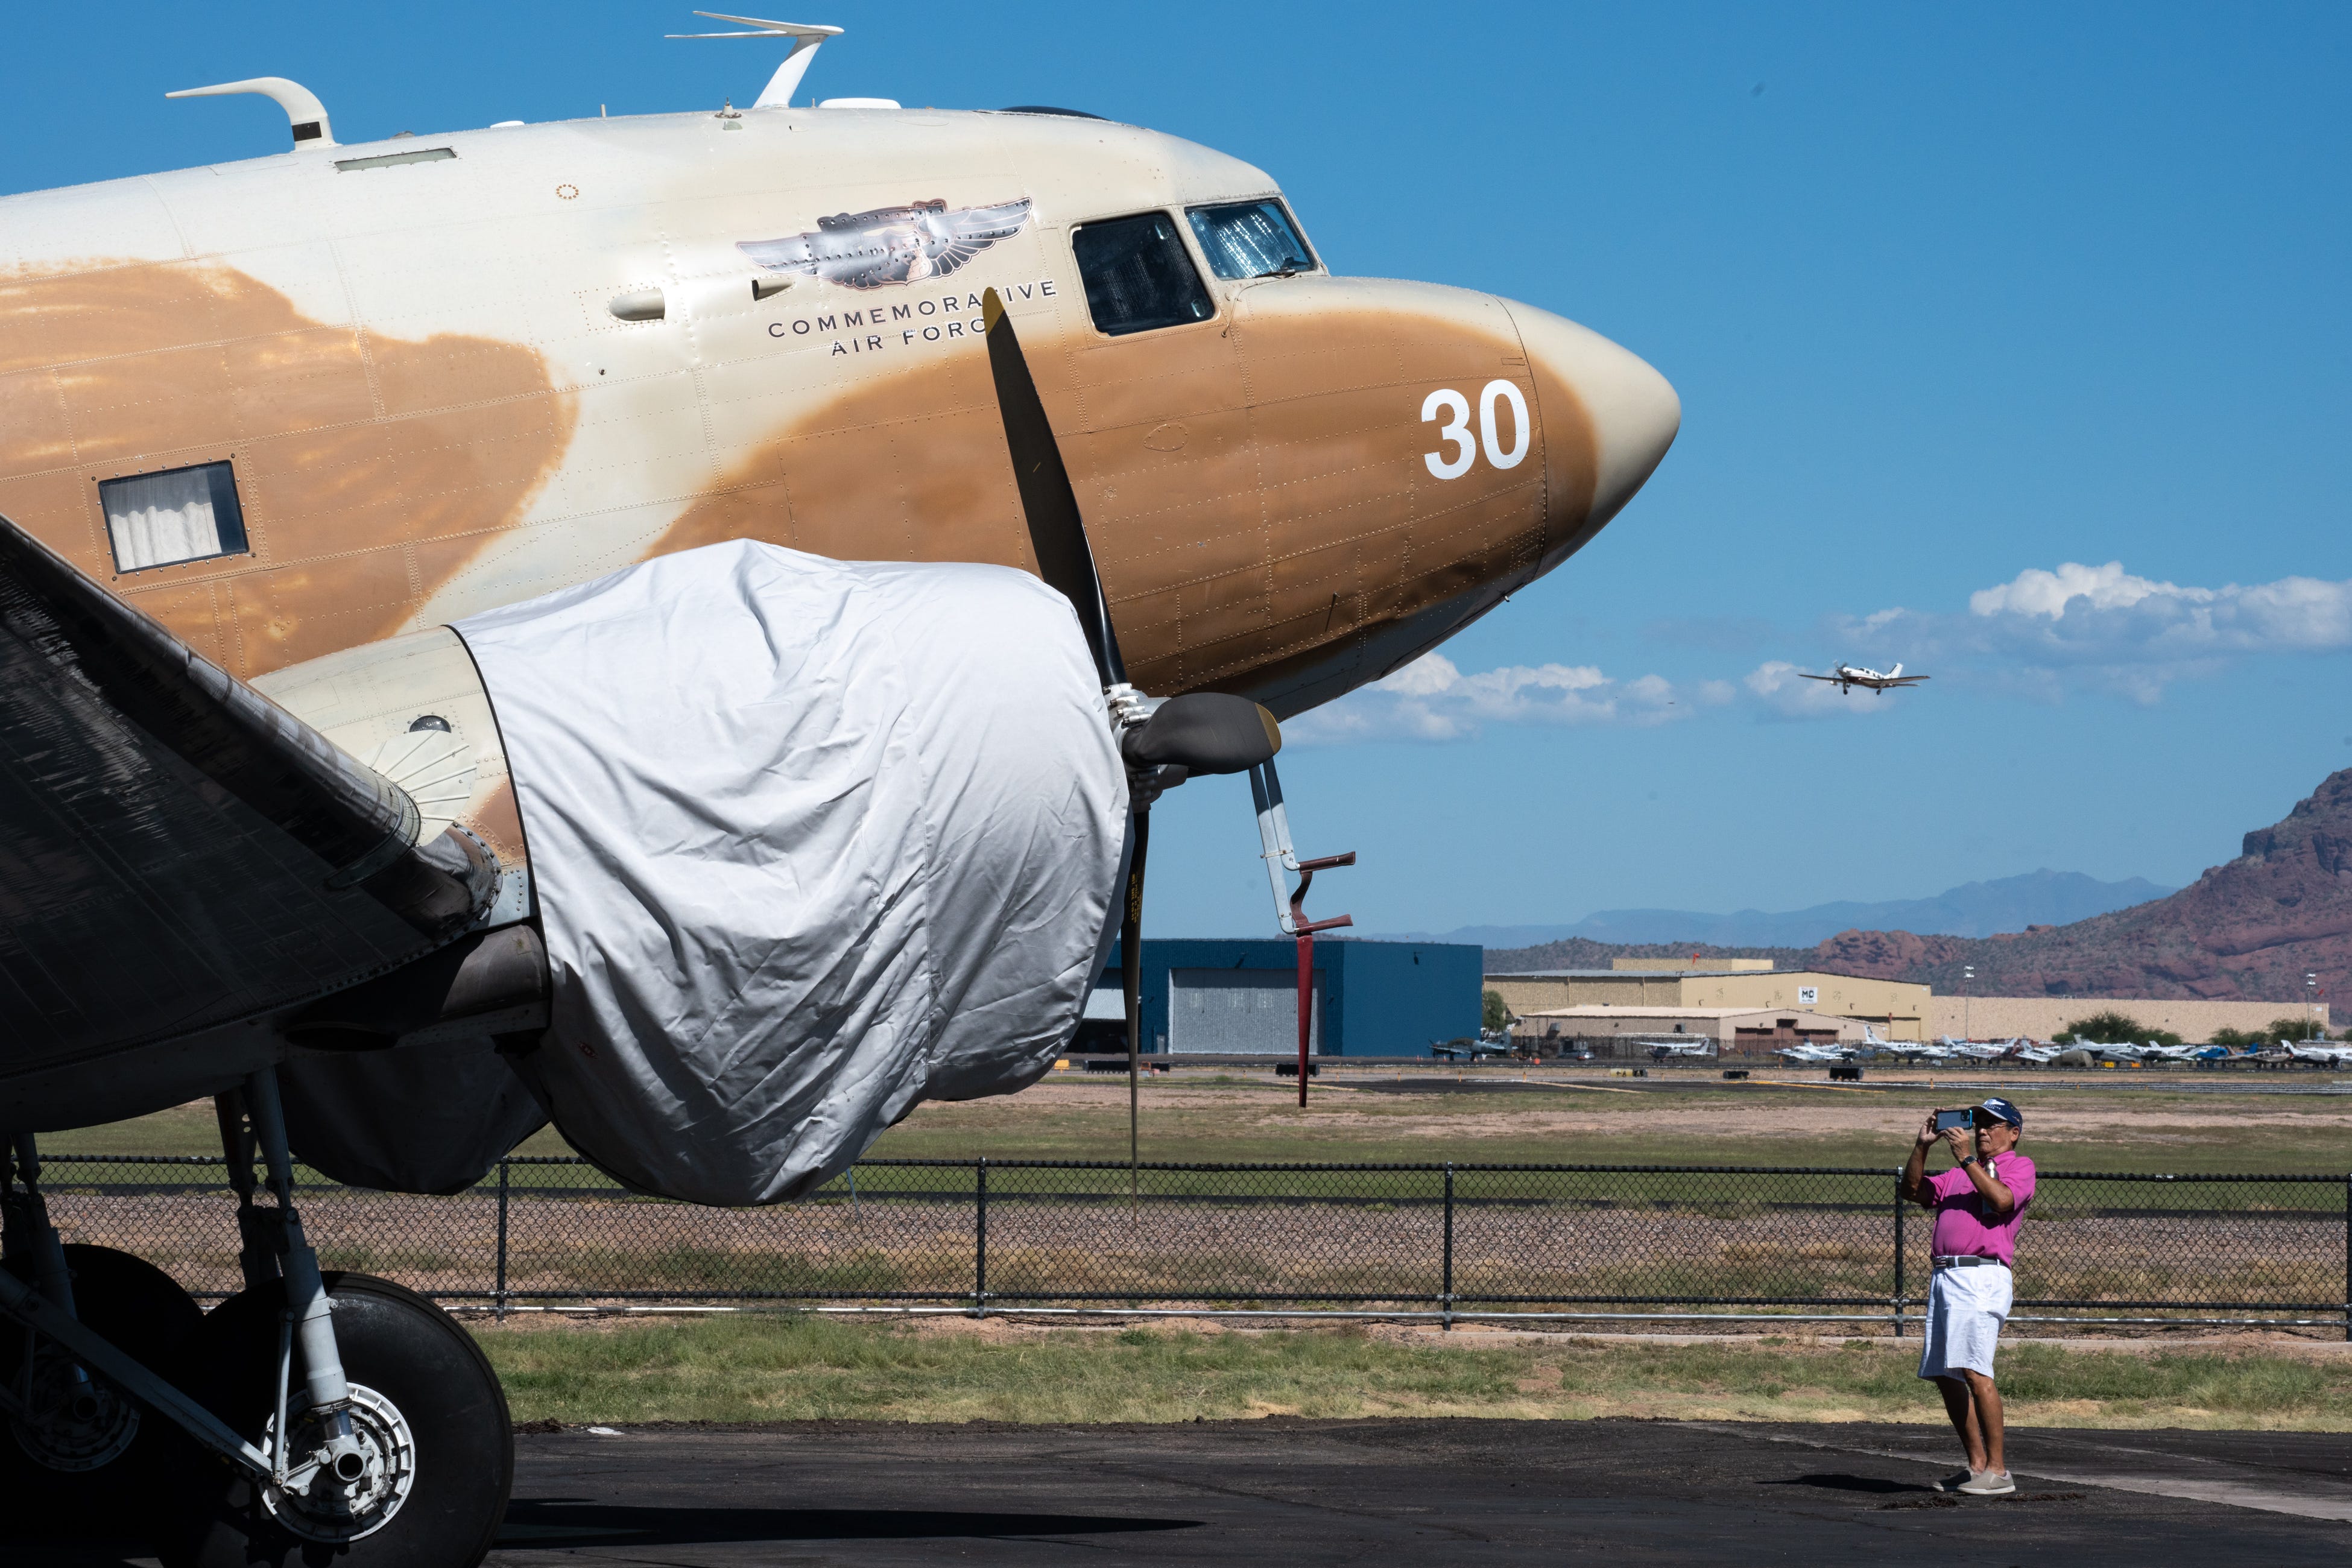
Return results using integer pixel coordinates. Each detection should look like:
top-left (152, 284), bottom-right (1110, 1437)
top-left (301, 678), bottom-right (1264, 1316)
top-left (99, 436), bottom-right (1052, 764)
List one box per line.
top-left (1250, 760), bottom-right (1355, 1107)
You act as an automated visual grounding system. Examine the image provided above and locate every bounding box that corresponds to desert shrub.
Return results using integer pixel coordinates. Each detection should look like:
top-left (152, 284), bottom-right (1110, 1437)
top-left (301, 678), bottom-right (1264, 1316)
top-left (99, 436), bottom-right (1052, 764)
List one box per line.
top-left (2052, 1010), bottom-right (2181, 1048)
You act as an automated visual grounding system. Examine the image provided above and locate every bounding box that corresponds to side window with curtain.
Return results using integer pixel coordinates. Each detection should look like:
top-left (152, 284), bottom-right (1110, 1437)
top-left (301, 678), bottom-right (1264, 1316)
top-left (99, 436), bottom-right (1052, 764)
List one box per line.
top-left (98, 460), bottom-right (250, 572)
top-left (1071, 212), bottom-right (1215, 337)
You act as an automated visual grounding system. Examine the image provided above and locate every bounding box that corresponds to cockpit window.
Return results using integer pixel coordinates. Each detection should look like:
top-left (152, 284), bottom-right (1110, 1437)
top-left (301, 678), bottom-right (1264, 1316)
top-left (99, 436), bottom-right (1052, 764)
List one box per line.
top-left (1072, 212), bottom-right (1215, 336)
top-left (1186, 200), bottom-right (1317, 280)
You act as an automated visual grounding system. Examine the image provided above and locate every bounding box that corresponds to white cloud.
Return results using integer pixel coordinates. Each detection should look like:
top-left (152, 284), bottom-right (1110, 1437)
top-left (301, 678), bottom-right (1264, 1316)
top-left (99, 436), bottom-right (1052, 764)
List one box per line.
top-left (1284, 654), bottom-right (1725, 744)
top-left (1847, 561), bottom-right (2352, 703)
top-left (1967, 561), bottom-right (2205, 619)
top-left (1283, 561), bottom-right (2352, 741)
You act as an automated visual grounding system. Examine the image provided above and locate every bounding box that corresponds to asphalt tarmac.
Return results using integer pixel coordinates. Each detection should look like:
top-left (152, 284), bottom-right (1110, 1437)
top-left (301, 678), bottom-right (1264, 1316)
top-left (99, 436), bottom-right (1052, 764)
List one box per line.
top-left (40, 1419), bottom-right (2352, 1565)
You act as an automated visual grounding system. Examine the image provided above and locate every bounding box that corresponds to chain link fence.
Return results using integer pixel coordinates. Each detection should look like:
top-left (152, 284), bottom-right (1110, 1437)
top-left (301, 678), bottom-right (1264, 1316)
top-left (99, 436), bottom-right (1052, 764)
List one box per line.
top-left (28, 1155), bottom-right (2351, 1333)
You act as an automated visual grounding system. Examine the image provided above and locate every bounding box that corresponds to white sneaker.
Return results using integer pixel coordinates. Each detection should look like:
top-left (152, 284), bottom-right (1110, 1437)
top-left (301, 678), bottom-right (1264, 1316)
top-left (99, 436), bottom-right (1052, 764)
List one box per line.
top-left (1957, 1471), bottom-right (2016, 1496)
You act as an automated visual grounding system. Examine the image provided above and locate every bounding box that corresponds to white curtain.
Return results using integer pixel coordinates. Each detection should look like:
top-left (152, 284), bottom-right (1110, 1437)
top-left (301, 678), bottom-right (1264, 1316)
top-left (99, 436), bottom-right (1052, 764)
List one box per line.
top-left (104, 467), bottom-right (222, 571)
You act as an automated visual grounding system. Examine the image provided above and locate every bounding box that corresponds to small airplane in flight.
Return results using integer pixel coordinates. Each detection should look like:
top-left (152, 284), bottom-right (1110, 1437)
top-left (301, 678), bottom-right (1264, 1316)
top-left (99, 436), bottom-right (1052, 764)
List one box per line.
top-left (1799, 662), bottom-right (1930, 696)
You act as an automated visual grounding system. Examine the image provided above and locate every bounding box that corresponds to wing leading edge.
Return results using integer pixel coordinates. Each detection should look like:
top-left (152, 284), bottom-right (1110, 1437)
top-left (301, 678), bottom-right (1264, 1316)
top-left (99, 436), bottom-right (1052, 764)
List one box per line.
top-left (0, 513), bottom-right (497, 1114)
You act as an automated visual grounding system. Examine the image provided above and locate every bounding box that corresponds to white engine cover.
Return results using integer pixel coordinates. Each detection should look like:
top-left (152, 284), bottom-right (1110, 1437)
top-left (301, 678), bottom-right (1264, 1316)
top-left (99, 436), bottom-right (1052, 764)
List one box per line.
top-left (455, 540), bottom-right (1127, 1206)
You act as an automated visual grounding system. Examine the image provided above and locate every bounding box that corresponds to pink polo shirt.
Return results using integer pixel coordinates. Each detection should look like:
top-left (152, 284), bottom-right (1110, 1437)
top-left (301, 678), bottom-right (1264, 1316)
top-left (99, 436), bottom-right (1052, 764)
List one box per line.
top-left (1926, 1151), bottom-right (2036, 1265)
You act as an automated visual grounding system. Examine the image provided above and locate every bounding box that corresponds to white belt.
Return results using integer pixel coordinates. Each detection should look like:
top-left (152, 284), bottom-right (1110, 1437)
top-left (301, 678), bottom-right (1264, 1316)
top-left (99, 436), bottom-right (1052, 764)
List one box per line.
top-left (1933, 1254), bottom-right (2006, 1269)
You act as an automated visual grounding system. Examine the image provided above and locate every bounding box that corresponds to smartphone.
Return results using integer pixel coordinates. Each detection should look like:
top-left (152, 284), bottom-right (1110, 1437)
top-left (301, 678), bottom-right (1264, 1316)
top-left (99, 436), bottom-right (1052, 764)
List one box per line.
top-left (1932, 1108), bottom-right (1974, 1133)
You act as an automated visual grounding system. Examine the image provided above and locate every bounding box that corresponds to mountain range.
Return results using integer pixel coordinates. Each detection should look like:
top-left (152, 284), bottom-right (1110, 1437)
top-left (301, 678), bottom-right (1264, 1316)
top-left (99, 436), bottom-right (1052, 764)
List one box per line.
top-left (1381, 869), bottom-right (2173, 951)
top-left (1482, 768), bottom-right (2352, 1003)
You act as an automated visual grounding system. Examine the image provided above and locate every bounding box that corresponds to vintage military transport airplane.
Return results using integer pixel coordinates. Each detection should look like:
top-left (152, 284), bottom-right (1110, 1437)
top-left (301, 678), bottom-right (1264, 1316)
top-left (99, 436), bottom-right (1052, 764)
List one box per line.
top-left (0, 19), bottom-right (1677, 1564)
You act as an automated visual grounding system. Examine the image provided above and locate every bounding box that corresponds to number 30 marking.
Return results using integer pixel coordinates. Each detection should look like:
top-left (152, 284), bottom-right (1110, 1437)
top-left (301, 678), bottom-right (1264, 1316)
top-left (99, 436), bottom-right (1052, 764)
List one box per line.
top-left (1421, 380), bottom-right (1531, 479)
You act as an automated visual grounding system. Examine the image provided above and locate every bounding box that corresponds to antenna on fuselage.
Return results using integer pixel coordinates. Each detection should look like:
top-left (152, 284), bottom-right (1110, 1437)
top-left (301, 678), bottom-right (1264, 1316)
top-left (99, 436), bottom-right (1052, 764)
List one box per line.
top-left (666, 14), bottom-right (844, 108)
top-left (165, 77), bottom-right (336, 150)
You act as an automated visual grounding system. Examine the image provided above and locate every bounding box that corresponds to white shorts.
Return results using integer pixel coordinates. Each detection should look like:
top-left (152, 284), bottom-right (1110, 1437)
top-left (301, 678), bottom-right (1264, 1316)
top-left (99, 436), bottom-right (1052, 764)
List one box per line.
top-left (1917, 1263), bottom-right (2012, 1382)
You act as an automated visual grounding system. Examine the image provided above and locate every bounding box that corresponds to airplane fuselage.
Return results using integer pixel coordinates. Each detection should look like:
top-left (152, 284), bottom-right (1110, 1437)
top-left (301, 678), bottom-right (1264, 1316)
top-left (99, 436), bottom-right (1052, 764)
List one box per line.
top-left (0, 106), bottom-right (1677, 718)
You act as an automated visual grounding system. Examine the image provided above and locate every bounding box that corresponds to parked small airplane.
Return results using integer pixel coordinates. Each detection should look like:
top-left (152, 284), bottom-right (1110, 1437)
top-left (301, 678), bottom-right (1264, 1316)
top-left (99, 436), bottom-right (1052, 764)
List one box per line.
top-left (1430, 1036), bottom-right (1513, 1061)
top-left (2286, 1040), bottom-right (2352, 1069)
top-left (1774, 1041), bottom-right (1857, 1064)
top-left (1645, 1038), bottom-right (1717, 1060)
top-left (1860, 1024), bottom-right (1950, 1061)
top-left (1934, 1036), bottom-right (2026, 1061)
top-left (1798, 662), bottom-right (1930, 696)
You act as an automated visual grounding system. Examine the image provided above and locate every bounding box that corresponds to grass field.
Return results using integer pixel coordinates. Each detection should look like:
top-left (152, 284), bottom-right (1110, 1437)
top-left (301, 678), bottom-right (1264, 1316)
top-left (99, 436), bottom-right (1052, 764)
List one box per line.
top-left (473, 1315), bottom-right (2352, 1430)
top-left (39, 1069), bottom-right (2352, 1175)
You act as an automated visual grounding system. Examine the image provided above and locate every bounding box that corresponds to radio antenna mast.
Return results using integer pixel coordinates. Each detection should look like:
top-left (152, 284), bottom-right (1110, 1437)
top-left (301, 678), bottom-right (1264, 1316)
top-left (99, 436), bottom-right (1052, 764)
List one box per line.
top-left (666, 14), bottom-right (844, 108)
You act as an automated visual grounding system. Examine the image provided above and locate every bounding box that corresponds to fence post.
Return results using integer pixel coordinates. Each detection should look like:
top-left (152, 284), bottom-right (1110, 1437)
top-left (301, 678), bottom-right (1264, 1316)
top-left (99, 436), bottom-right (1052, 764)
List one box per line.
top-left (1892, 1167), bottom-right (1906, 1340)
top-left (495, 1157), bottom-right (510, 1323)
top-left (1441, 1163), bottom-right (1455, 1331)
top-left (973, 1157), bottom-right (988, 1320)
top-left (2343, 1174), bottom-right (2350, 1344)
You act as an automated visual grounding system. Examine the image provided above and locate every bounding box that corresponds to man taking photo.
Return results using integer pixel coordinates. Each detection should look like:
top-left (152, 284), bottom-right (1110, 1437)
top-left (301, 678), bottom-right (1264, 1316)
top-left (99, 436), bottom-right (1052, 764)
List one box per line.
top-left (1902, 1097), bottom-right (2034, 1497)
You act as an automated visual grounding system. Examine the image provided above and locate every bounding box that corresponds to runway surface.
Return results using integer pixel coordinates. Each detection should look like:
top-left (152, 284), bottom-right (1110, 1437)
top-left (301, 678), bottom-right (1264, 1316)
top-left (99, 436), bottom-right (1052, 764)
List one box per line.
top-left (43, 1419), bottom-right (2352, 1564)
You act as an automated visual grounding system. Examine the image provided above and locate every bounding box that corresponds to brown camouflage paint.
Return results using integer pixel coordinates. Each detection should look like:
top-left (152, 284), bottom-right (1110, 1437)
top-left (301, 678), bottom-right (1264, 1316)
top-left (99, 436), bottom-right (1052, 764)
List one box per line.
top-left (0, 261), bottom-right (1599, 703)
top-left (0, 261), bottom-right (576, 678)
top-left (660, 301), bottom-right (1599, 696)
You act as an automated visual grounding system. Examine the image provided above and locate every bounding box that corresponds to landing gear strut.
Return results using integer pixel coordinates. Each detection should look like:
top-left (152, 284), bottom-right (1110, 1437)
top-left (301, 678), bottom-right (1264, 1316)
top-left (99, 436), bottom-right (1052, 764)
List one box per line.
top-left (0, 1066), bottom-right (511, 1564)
top-left (154, 1067), bottom-right (512, 1566)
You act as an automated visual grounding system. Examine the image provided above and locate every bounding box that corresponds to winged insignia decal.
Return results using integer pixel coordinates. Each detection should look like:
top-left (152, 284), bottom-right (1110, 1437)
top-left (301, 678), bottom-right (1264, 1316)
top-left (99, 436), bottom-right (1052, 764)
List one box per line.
top-left (739, 197), bottom-right (1033, 289)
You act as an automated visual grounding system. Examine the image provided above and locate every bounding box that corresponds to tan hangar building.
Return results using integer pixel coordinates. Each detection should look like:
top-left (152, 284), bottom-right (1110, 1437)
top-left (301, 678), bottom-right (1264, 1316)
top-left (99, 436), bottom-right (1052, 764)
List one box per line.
top-left (1485, 963), bottom-right (1931, 1041)
top-left (1924, 996), bottom-right (2329, 1041)
top-left (1512, 1005), bottom-right (1865, 1056)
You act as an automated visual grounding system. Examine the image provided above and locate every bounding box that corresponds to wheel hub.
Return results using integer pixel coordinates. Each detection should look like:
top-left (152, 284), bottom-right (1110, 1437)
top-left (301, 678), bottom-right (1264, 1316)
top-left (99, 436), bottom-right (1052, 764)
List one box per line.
top-left (8, 1347), bottom-right (139, 1472)
top-left (261, 1382), bottom-right (417, 1543)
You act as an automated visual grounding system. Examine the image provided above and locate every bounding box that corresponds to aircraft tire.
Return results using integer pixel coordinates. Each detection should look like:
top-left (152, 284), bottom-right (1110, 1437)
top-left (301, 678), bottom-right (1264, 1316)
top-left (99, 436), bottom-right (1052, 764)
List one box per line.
top-left (154, 1271), bottom-right (511, 1568)
top-left (0, 1244), bottom-right (203, 1536)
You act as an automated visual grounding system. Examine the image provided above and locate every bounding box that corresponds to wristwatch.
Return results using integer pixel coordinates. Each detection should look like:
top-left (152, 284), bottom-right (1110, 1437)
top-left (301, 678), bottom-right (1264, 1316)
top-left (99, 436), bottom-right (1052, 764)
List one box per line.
top-left (1958, 1155), bottom-right (1981, 1167)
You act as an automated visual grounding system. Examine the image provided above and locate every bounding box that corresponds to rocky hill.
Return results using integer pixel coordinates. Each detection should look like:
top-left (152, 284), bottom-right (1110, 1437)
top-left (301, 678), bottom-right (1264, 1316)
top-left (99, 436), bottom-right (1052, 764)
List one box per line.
top-left (1809, 768), bottom-right (2352, 1000)
top-left (1388, 870), bottom-right (2172, 950)
top-left (1488, 768), bottom-right (2352, 1003)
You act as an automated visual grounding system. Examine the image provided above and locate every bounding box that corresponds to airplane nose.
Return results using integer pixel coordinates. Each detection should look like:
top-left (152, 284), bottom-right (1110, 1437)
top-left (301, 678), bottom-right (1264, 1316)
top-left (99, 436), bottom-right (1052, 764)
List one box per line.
top-left (1503, 300), bottom-right (1680, 543)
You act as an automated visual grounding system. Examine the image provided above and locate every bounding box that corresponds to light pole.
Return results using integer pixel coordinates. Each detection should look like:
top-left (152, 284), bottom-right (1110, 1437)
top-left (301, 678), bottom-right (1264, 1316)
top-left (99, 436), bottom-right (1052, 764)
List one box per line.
top-left (1962, 964), bottom-right (1974, 1043)
top-left (2308, 972), bottom-right (2319, 1042)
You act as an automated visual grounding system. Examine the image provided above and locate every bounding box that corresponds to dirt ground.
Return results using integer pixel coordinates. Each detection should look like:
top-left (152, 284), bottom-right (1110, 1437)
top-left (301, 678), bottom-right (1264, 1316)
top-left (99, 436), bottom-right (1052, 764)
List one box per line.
top-left (874, 1069), bottom-right (2352, 1168)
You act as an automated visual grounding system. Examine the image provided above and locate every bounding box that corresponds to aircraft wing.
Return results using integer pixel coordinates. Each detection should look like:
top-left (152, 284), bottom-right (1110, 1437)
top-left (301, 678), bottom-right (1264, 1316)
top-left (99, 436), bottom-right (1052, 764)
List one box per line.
top-left (0, 513), bottom-right (496, 1120)
top-left (1794, 672), bottom-right (1842, 683)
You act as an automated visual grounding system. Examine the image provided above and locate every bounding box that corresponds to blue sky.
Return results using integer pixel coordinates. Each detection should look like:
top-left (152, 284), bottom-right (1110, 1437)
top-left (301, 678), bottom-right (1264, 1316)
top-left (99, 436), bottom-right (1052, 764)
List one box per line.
top-left (8, 4), bottom-right (2349, 938)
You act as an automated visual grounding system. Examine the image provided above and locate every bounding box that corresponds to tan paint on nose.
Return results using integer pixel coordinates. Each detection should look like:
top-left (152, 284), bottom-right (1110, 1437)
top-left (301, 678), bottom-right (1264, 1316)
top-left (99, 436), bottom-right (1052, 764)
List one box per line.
top-left (1504, 299), bottom-right (1678, 567)
top-left (656, 288), bottom-right (1578, 700)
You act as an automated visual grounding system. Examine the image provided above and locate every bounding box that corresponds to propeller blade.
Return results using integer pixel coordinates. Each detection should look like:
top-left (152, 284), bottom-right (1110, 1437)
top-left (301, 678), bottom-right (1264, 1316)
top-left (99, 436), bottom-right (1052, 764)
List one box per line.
top-left (980, 288), bottom-right (1125, 690)
top-left (1122, 692), bottom-right (1280, 776)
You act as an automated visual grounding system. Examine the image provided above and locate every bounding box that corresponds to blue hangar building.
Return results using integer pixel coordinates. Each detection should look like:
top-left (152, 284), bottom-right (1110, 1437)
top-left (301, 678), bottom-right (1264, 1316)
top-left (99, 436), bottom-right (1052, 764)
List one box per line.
top-left (1081, 940), bottom-right (1484, 1058)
